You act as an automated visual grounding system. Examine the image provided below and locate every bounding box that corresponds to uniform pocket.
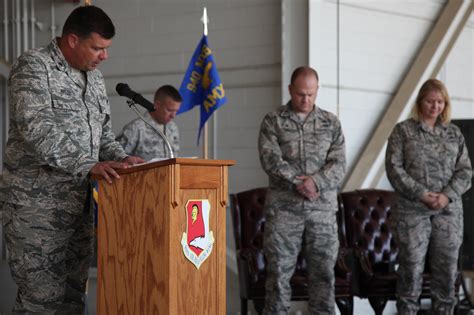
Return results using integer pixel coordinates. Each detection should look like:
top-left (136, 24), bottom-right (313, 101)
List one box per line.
top-left (444, 142), bottom-right (459, 170)
top-left (278, 124), bottom-right (301, 162)
top-left (97, 96), bottom-right (111, 115)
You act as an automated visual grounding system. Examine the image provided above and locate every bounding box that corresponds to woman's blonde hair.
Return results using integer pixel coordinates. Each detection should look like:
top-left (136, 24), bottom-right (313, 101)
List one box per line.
top-left (412, 78), bottom-right (451, 124)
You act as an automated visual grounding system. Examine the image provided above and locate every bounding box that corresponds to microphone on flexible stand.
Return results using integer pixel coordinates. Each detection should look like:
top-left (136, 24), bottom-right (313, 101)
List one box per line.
top-left (116, 83), bottom-right (155, 112)
top-left (116, 83), bottom-right (175, 159)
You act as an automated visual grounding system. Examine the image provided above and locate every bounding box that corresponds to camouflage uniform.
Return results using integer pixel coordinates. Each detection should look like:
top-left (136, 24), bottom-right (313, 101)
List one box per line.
top-left (385, 118), bottom-right (472, 315)
top-left (0, 39), bottom-right (127, 314)
top-left (258, 102), bottom-right (346, 315)
top-left (116, 111), bottom-right (179, 160)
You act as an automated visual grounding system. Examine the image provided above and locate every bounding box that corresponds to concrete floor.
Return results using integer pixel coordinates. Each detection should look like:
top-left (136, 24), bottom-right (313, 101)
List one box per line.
top-left (1, 263), bottom-right (473, 315)
top-left (1, 262), bottom-right (396, 315)
top-left (85, 275), bottom-right (398, 315)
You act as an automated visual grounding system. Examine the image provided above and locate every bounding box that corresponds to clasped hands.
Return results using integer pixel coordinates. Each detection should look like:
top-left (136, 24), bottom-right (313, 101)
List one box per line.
top-left (296, 175), bottom-right (320, 201)
top-left (421, 191), bottom-right (449, 210)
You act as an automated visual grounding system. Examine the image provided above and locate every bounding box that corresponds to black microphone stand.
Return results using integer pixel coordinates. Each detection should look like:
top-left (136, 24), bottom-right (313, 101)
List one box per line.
top-left (126, 99), bottom-right (175, 159)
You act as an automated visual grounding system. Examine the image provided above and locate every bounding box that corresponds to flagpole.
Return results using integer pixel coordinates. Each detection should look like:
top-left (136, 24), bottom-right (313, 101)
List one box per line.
top-left (201, 7), bottom-right (209, 159)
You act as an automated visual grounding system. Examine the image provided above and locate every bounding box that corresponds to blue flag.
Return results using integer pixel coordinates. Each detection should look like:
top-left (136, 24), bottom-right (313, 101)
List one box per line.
top-left (178, 35), bottom-right (227, 143)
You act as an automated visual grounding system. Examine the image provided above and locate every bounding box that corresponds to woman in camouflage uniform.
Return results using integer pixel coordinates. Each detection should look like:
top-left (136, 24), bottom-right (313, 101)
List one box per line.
top-left (385, 79), bottom-right (472, 315)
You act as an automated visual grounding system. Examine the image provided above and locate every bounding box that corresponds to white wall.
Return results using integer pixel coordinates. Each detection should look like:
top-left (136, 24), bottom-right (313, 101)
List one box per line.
top-left (16, 0), bottom-right (281, 196)
top-left (282, 0), bottom-right (309, 102)
top-left (309, 0), bottom-right (474, 190)
top-left (1, 0), bottom-right (473, 313)
top-left (445, 13), bottom-right (474, 119)
top-left (0, 1), bottom-right (281, 313)
top-left (1, 0), bottom-right (472, 207)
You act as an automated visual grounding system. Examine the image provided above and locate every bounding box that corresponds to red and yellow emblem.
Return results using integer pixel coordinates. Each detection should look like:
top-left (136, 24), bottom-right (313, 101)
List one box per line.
top-left (181, 200), bottom-right (215, 269)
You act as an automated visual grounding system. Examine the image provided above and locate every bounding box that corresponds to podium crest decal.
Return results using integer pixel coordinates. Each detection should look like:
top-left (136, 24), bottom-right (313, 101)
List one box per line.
top-left (181, 200), bottom-right (215, 269)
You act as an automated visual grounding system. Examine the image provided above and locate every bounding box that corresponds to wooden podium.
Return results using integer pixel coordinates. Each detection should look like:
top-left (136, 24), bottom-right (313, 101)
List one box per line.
top-left (94, 158), bottom-right (235, 314)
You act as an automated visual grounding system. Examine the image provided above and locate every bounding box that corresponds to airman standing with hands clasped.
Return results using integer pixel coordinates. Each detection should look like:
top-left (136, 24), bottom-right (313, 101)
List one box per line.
top-left (258, 66), bottom-right (346, 315)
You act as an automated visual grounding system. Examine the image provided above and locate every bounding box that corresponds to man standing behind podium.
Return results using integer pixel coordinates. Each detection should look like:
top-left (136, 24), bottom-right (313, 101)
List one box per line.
top-left (116, 85), bottom-right (182, 160)
top-left (0, 6), bottom-right (143, 314)
top-left (258, 66), bottom-right (346, 314)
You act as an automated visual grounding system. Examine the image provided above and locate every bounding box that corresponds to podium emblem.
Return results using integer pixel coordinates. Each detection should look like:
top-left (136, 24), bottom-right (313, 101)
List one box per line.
top-left (181, 200), bottom-right (215, 269)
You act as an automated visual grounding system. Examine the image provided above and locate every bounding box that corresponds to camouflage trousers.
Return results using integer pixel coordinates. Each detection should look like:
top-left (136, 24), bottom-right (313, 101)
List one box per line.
top-left (263, 208), bottom-right (339, 315)
top-left (392, 209), bottom-right (463, 315)
top-left (2, 202), bottom-right (94, 314)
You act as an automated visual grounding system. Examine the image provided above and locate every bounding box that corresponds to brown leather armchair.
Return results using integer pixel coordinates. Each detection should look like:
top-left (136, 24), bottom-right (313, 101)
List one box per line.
top-left (338, 189), bottom-right (459, 315)
top-left (230, 187), bottom-right (353, 315)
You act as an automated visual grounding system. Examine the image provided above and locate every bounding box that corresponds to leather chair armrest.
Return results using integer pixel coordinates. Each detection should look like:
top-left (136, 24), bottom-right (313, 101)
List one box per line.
top-left (335, 247), bottom-right (353, 278)
top-left (355, 249), bottom-right (375, 277)
top-left (236, 250), bottom-right (253, 297)
top-left (239, 248), bottom-right (265, 280)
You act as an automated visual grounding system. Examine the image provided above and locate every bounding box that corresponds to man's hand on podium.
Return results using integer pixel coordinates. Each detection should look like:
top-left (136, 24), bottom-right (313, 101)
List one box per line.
top-left (123, 156), bottom-right (145, 166)
top-left (90, 159), bottom-right (137, 184)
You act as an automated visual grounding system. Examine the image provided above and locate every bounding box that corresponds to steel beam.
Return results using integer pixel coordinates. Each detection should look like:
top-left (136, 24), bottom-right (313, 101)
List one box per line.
top-left (343, 0), bottom-right (474, 191)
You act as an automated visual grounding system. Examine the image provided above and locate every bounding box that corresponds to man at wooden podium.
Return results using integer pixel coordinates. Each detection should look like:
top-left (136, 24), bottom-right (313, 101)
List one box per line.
top-left (0, 5), bottom-right (143, 314)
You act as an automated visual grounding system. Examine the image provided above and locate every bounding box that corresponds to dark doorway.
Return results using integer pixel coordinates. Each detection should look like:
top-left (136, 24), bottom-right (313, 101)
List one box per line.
top-left (452, 119), bottom-right (474, 271)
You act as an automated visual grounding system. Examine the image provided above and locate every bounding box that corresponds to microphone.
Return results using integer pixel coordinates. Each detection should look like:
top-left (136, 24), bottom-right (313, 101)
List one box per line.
top-left (116, 83), bottom-right (155, 112)
top-left (117, 83), bottom-right (175, 158)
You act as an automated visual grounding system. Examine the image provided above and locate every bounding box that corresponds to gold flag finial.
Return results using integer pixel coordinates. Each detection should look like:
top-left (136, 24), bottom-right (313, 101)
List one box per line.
top-left (84, 0), bottom-right (92, 5)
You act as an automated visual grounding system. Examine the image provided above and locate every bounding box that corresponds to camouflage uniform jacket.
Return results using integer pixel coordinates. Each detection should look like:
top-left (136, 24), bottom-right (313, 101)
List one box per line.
top-left (386, 118), bottom-right (472, 213)
top-left (258, 102), bottom-right (346, 212)
top-left (0, 39), bottom-right (128, 208)
top-left (116, 111), bottom-right (179, 160)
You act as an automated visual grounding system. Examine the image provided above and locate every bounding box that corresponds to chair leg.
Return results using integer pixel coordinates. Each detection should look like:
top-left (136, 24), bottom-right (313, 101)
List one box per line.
top-left (460, 271), bottom-right (474, 309)
top-left (241, 298), bottom-right (247, 315)
top-left (336, 296), bottom-right (354, 315)
top-left (368, 297), bottom-right (388, 315)
top-left (253, 300), bottom-right (265, 315)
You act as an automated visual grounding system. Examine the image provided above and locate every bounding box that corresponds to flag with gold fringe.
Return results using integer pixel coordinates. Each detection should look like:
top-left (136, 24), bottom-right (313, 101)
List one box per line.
top-left (92, 180), bottom-right (99, 226)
